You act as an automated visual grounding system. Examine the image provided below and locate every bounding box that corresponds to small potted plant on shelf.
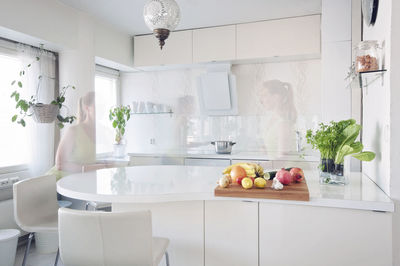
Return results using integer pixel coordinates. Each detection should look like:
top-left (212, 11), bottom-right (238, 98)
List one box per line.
top-left (10, 47), bottom-right (76, 128)
top-left (306, 119), bottom-right (375, 184)
top-left (109, 105), bottom-right (131, 158)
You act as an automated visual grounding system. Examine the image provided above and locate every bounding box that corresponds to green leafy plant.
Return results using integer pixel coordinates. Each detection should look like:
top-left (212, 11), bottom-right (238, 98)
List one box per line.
top-left (109, 105), bottom-right (131, 144)
top-left (306, 119), bottom-right (375, 164)
top-left (334, 123), bottom-right (375, 164)
top-left (10, 51), bottom-right (76, 128)
top-left (306, 119), bottom-right (356, 160)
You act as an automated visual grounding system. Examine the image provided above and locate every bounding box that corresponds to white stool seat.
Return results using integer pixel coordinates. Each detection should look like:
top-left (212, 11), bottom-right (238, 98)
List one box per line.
top-left (0, 229), bottom-right (20, 241)
top-left (153, 237), bottom-right (170, 265)
top-left (0, 229), bottom-right (20, 266)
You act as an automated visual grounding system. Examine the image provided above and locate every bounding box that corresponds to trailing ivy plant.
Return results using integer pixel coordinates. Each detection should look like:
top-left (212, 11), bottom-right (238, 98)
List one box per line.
top-left (10, 50), bottom-right (76, 128)
top-left (109, 105), bottom-right (131, 144)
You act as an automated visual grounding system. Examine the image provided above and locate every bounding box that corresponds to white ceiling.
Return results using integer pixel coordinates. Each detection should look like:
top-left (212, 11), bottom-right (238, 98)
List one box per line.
top-left (59, 0), bottom-right (321, 35)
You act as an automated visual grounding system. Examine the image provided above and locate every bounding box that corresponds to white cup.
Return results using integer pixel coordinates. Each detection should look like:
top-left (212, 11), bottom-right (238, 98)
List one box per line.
top-left (131, 101), bottom-right (138, 113)
top-left (138, 101), bottom-right (145, 113)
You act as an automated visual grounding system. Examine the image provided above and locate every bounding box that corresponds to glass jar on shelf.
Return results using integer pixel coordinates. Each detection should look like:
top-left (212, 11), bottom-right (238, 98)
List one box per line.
top-left (354, 40), bottom-right (381, 73)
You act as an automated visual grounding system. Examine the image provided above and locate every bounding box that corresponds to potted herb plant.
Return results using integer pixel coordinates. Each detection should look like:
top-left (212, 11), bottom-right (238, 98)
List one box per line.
top-left (10, 49), bottom-right (76, 128)
top-left (109, 105), bottom-right (131, 158)
top-left (306, 119), bottom-right (375, 184)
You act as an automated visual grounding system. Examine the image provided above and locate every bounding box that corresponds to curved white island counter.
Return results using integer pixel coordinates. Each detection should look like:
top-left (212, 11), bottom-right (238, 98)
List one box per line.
top-left (57, 166), bottom-right (393, 266)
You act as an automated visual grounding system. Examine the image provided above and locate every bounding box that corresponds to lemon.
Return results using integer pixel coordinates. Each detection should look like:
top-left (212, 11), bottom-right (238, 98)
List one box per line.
top-left (241, 177), bottom-right (253, 189)
top-left (254, 177), bottom-right (266, 188)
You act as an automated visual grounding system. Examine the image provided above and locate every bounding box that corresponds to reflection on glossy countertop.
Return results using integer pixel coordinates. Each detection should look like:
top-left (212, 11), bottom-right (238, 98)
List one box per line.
top-left (57, 165), bottom-right (393, 212)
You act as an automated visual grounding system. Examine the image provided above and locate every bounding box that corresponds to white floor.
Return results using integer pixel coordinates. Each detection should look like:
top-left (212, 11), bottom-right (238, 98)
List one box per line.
top-left (14, 242), bottom-right (63, 266)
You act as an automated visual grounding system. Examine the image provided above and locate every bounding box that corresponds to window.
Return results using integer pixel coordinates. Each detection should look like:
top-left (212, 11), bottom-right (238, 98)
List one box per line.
top-left (0, 46), bottom-right (29, 167)
top-left (95, 65), bottom-right (119, 155)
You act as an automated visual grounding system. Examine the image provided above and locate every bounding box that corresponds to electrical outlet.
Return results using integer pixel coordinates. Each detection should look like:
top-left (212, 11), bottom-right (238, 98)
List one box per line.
top-left (0, 178), bottom-right (9, 187)
top-left (150, 138), bottom-right (156, 145)
top-left (9, 177), bottom-right (19, 184)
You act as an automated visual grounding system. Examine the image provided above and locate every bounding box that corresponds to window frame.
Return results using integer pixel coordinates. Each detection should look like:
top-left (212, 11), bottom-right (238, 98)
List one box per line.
top-left (94, 65), bottom-right (121, 157)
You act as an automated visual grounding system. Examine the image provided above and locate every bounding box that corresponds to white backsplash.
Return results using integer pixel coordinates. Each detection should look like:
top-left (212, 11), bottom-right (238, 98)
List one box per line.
top-left (121, 60), bottom-right (321, 154)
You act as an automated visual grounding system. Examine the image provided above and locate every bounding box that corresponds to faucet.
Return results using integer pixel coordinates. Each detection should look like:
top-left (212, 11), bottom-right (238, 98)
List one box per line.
top-left (295, 130), bottom-right (302, 153)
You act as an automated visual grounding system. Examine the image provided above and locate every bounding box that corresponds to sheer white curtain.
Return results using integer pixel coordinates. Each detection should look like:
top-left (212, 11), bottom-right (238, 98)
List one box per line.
top-left (17, 44), bottom-right (56, 176)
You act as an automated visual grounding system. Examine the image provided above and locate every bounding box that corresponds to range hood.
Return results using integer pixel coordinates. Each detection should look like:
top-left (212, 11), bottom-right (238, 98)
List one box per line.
top-left (197, 64), bottom-right (238, 116)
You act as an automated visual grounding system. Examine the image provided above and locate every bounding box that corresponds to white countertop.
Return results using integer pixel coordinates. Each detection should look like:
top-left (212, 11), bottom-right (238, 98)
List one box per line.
top-left (57, 165), bottom-right (393, 212)
top-left (128, 150), bottom-right (319, 162)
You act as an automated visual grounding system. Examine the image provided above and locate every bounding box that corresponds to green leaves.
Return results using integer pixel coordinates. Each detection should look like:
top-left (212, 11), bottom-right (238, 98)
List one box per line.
top-left (11, 115), bottom-right (17, 122)
top-left (109, 105), bottom-right (132, 144)
top-left (308, 119), bottom-right (375, 164)
top-left (352, 152), bottom-right (376, 161)
top-left (17, 81), bottom-right (22, 88)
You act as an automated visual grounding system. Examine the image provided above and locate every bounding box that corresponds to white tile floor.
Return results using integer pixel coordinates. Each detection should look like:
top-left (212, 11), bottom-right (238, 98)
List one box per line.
top-left (14, 242), bottom-right (63, 266)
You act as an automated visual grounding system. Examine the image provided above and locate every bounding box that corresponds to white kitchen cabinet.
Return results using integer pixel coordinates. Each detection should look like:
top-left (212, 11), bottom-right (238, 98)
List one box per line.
top-left (130, 156), bottom-right (184, 166)
top-left (193, 25), bottom-right (236, 63)
top-left (113, 201), bottom-right (204, 266)
top-left (272, 160), bottom-right (318, 170)
top-left (205, 200), bottom-right (258, 266)
top-left (236, 15), bottom-right (321, 60)
top-left (134, 30), bottom-right (193, 67)
top-left (231, 159), bottom-right (273, 171)
top-left (259, 203), bottom-right (392, 266)
top-left (184, 158), bottom-right (231, 167)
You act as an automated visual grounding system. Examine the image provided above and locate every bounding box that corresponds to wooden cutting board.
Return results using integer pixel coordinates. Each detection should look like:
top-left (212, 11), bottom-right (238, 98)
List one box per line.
top-left (214, 179), bottom-right (310, 201)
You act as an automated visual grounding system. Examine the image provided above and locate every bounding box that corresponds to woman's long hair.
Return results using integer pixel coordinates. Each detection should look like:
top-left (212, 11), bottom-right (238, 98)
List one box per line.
top-left (77, 91), bottom-right (95, 123)
top-left (263, 80), bottom-right (297, 122)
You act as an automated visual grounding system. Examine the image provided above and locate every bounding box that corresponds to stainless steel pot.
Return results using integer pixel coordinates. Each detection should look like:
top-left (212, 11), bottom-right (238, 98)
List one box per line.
top-left (211, 141), bottom-right (236, 154)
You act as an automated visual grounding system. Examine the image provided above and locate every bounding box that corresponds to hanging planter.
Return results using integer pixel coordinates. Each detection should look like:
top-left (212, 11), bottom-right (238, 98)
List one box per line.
top-left (31, 103), bottom-right (58, 123)
top-left (10, 45), bottom-right (76, 128)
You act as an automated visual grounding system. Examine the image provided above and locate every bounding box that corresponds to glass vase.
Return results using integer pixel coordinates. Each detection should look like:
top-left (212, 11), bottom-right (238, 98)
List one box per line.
top-left (319, 158), bottom-right (335, 184)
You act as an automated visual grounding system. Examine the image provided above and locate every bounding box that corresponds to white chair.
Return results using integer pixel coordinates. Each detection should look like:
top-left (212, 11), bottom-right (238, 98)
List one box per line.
top-left (58, 208), bottom-right (170, 266)
top-left (82, 163), bottom-right (112, 211)
top-left (13, 175), bottom-right (60, 266)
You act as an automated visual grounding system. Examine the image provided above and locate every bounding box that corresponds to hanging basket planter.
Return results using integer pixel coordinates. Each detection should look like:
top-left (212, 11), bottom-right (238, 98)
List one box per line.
top-left (31, 103), bottom-right (58, 123)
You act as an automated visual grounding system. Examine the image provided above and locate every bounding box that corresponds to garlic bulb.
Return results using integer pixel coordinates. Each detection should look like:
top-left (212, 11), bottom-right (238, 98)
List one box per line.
top-left (271, 178), bottom-right (284, 190)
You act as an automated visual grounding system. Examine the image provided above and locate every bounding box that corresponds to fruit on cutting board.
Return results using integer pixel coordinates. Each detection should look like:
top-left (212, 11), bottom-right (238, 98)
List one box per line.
top-left (290, 168), bottom-right (304, 182)
top-left (223, 163), bottom-right (264, 179)
top-left (266, 168), bottom-right (292, 180)
top-left (276, 168), bottom-right (292, 185)
top-left (230, 166), bottom-right (247, 183)
top-left (218, 176), bottom-right (230, 188)
top-left (241, 177), bottom-right (253, 189)
top-left (254, 177), bottom-right (266, 188)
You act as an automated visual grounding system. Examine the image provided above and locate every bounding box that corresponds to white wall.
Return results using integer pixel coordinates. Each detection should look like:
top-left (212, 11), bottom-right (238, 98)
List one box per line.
top-left (362, 0), bottom-right (392, 195)
top-left (390, 1), bottom-right (400, 265)
top-left (321, 0), bottom-right (352, 122)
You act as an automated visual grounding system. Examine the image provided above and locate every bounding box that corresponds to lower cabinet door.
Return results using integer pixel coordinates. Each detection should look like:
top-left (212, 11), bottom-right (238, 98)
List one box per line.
top-left (205, 200), bottom-right (258, 266)
top-left (113, 201), bottom-right (204, 266)
top-left (259, 203), bottom-right (392, 266)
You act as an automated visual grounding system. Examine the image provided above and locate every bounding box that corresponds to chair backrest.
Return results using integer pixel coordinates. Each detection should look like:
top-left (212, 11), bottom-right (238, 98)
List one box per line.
top-left (13, 175), bottom-right (58, 232)
top-left (58, 208), bottom-right (154, 266)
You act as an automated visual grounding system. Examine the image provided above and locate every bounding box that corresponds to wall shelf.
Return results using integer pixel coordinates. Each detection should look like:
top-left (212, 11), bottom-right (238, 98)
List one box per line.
top-left (131, 111), bottom-right (173, 117)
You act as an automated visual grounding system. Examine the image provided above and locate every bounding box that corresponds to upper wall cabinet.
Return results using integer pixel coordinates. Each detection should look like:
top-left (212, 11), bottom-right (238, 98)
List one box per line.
top-left (134, 30), bottom-right (193, 67)
top-left (193, 25), bottom-right (236, 63)
top-left (133, 15), bottom-right (321, 67)
top-left (236, 15), bottom-right (321, 60)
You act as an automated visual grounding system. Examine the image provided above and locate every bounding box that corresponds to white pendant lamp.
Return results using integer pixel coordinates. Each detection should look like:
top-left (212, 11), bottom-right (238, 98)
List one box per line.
top-left (143, 0), bottom-right (181, 49)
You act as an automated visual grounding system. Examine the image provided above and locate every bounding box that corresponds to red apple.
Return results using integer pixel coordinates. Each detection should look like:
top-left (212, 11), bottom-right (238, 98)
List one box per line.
top-left (276, 168), bottom-right (292, 185)
top-left (290, 168), bottom-right (304, 183)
